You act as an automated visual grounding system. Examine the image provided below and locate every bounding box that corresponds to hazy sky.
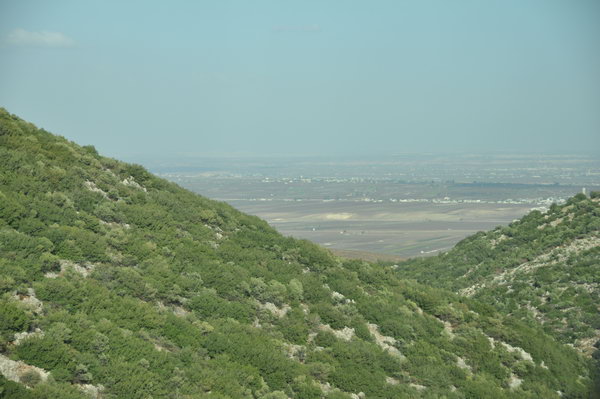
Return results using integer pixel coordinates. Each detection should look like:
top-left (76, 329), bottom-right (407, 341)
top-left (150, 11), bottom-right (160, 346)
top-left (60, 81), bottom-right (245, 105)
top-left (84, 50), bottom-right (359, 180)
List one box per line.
top-left (1, 1), bottom-right (599, 159)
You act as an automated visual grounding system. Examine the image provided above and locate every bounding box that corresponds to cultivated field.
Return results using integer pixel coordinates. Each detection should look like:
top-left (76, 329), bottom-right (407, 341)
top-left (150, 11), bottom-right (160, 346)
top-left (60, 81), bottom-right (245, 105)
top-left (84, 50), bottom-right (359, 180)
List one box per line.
top-left (227, 199), bottom-right (534, 258)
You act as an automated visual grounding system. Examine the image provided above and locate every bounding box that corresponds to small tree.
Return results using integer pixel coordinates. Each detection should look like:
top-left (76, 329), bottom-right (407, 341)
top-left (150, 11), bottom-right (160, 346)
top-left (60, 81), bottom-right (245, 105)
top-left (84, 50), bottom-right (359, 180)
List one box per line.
top-left (20, 369), bottom-right (41, 387)
top-left (73, 364), bottom-right (92, 384)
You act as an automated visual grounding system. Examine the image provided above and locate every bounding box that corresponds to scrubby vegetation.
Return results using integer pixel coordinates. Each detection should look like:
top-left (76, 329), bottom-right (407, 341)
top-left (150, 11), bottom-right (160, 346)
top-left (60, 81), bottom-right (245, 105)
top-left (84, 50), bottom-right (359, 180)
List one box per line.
top-left (398, 194), bottom-right (600, 352)
top-left (0, 108), bottom-right (597, 398)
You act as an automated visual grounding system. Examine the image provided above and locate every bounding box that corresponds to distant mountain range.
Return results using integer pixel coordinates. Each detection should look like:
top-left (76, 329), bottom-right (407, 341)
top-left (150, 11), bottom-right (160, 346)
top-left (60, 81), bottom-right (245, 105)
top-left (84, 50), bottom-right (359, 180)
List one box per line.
top-left (1, 108), bottom-right (598, 398)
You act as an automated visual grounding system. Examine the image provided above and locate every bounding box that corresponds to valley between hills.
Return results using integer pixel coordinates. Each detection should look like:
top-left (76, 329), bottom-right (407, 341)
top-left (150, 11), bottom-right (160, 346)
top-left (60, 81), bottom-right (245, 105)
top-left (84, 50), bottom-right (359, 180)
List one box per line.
top-left (1, 108), bottom-right (599, 398)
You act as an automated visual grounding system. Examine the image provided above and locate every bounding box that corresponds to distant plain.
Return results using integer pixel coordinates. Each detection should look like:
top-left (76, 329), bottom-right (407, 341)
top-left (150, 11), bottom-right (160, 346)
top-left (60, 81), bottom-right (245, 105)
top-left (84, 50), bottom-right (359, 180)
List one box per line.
top-left (153, 154), bottom-right (600, 259)
top-left (227, 199), bottom-right (533, 258)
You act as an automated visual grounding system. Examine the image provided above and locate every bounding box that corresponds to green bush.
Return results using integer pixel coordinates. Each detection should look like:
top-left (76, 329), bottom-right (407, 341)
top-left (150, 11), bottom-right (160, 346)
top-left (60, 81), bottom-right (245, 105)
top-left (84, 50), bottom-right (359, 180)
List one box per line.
top-left (0, 300), bottom-right (30, 342)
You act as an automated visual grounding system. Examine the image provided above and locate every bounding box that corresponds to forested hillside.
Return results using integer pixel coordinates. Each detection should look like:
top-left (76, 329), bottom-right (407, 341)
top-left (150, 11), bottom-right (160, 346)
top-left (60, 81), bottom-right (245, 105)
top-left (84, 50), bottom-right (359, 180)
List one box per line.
top-left (0, 108), bottom-right (597, 398)
top-left (398, 194), bottom-right (600, 359)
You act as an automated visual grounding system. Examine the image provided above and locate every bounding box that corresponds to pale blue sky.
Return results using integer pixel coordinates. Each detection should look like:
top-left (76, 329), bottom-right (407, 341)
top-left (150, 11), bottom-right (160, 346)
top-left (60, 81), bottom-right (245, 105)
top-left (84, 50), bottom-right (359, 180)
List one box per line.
top-left (1, 0), bottom-right (599, 159)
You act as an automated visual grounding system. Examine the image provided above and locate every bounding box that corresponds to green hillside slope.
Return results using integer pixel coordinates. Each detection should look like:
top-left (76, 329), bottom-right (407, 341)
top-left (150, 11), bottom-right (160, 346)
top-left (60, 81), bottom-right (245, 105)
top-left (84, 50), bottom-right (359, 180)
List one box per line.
top-left (397, 194), bottom-right (600, 359)
top-left (0, 108), bottom-right (596, 398)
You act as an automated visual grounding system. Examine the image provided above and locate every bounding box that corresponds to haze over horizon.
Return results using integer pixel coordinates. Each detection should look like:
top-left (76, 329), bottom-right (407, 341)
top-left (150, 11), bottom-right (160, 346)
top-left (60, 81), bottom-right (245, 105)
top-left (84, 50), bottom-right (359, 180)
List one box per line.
top-left (1, 0), bottom-right (599, 160)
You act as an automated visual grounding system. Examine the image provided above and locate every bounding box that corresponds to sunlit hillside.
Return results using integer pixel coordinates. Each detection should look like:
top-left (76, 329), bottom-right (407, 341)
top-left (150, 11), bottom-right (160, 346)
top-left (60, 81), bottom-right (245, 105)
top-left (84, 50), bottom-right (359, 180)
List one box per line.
top-left (0, 109), bottom-right (597, 398)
